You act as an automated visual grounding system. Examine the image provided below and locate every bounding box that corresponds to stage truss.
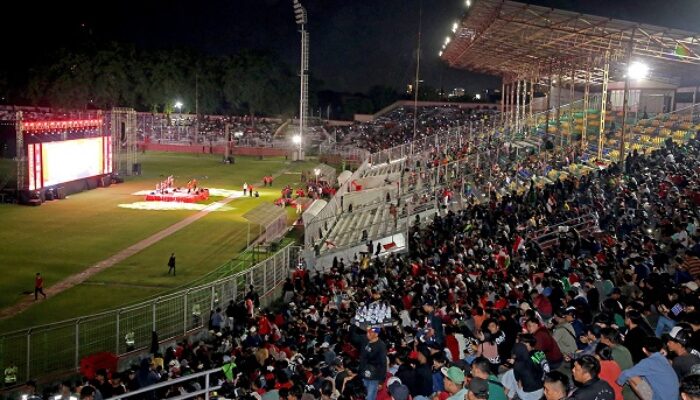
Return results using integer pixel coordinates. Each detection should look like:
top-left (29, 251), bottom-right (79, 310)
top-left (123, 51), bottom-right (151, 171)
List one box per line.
top-left (109, 107), bottom-right (138, 176)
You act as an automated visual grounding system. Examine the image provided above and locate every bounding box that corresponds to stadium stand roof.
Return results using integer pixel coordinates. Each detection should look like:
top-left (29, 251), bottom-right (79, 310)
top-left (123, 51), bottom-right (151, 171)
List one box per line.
top-left (440, 0), bottom-right (700, 85)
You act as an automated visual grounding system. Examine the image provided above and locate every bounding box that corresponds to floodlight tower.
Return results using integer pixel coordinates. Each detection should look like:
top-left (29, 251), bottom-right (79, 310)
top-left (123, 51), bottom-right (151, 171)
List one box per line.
top-left (293, 0), bottom-right (308, 161)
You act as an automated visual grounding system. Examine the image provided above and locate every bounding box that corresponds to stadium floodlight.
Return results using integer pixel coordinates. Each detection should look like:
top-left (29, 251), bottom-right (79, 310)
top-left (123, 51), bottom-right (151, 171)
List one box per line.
top-left (627, 61), bottom-right (649, 80)
top-left (292, 134), bottom-right (302, 144)
top-left (174, 101), bottom-right (183, 111)
top-left (439, 50), bottom-right (443, 57)
top-left (452, 22), bottom-right (459, 33)
top-left (466, 0), bottom-right (471, 7)
top-left (293, 0), bottom-right (307, 25)
top-left (445, 36), bottom-right (451, 45)
top-left (475, 94), bottom-right (482, 100)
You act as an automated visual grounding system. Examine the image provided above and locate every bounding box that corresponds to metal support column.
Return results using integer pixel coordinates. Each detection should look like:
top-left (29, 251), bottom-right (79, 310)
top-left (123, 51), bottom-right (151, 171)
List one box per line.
top-left (15, 112), bottom-right (24, 193)
top-left (529, 77), bottom-right (535, 123)
top-left (183, 292), bottom-right (189, 334)
top-left (570, 68), bottom-right (576, 148)
top-left (152, 300), bottom-right (157, 332)
top-left (510, 83), bottom-right (516, 132)
top-left (582, 69), bottom-right (590, 153)
top-left (75, 320), bottom-right (80, 370)
top-left (501, 81), bottom-right (506, 128)
top-left (544, 79), bottom-right (551, 141)
top-left (515, 80), bottom-right (521, 138)
top-left (26, 330), bottom-right (31, 381)
top-left (116, 310), bottom-right (121, 354)
top-left (557, 71), bottom-right (563, 150)
top-left (619, 29), bottom-right (636, 163)
top-left (598, 51), bottom-right (610, 160)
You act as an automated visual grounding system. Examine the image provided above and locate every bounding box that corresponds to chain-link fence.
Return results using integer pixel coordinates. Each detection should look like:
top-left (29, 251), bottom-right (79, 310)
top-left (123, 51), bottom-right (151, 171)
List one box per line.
top-left (0, 245), bottom-right (300, 384)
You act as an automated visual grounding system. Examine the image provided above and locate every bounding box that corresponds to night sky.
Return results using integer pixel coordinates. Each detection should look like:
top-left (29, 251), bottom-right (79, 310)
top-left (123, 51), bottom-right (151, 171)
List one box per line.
top-left (1, 0), bottom-right (699, 94)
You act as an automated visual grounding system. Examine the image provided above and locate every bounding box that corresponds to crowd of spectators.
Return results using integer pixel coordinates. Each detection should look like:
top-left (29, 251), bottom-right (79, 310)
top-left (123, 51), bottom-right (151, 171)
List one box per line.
top-left (138, 114), bottom-right (282, 146)
top-left (14, 130), bottom-right (700, 400)
top-left (330, 106), bottom-right (498, 153)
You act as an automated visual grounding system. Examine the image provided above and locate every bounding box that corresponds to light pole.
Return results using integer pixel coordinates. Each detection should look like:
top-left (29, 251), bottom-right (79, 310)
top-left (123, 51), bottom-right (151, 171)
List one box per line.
top-left (293, 134), bottom-right (302, 161)
top-left (314, 168), bottom-right (320, 184)
top-left (293, 0), bottom-right (308, 161)
top-left (174, 101), bottom-right (183, 141)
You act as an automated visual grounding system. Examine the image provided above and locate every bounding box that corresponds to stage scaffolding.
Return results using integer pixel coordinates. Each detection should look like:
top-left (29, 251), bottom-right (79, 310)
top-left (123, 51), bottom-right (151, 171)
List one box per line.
top-left (108, 108), bottom-right (139, 176)
top-left (441, 0), bottom-right (700, 162)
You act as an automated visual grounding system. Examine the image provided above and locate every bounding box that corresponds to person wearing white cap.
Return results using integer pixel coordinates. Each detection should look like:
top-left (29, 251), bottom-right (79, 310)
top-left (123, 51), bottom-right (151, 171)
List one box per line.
top-left (684, 282), bottom-right (699, 293)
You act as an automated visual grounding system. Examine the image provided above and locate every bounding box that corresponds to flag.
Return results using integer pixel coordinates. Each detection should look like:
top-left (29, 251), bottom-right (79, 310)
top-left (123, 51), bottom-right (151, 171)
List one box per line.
top-left (675, 44), bottom-right (689, 57)
top-left (671, 303), bottom-right (684, 316)
top-left (513, 235), bottom-right (525, 253)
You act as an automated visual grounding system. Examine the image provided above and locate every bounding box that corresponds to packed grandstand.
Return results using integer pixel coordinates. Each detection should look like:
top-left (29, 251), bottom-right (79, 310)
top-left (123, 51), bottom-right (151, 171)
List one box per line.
top-left (4, 0), bottom-right (700, 400)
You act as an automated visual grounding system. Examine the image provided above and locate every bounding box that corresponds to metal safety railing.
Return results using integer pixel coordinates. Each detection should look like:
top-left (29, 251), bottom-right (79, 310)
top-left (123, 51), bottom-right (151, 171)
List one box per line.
top-left (0, 245), bottom-right (301, 384)
top-left (110, 367), bottom-right (222, 400)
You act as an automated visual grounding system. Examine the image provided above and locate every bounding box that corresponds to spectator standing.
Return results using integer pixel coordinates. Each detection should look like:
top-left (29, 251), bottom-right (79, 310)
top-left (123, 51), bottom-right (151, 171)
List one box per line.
top-left (360, 327), bottom-right (387, 400)
top-left (34, 272), bottom-right (47, 300)
top-left (168, 253), bottom-right (176, 276)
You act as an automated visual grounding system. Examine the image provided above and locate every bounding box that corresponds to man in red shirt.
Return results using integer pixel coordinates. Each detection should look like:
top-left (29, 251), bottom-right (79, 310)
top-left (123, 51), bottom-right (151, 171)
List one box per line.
top-left (34, 272), bottom-right (47, 300)
top-left (525, 317), bottom-right (563, 369)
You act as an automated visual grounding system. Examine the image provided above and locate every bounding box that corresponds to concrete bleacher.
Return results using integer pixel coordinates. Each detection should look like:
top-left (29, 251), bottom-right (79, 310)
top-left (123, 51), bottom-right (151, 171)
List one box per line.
top-left (361, 159), bottom-right (405, 178)
top-left (321, 203), bottom-right (398, 252)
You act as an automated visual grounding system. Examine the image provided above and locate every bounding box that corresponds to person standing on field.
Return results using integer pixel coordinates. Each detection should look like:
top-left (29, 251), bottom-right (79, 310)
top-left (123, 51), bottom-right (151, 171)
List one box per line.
top-left (34, 273), bottom-right (46, 300)
top-left (168, 253), bottom-right (176, 276)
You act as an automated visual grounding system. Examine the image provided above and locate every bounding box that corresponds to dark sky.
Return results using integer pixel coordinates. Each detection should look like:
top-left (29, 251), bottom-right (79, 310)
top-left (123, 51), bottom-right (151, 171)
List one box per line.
top-left (1, 0), bottom-right (699, 94)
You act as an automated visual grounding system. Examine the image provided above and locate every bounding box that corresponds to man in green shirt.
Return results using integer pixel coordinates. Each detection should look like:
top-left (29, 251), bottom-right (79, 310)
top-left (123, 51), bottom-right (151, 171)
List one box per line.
top-left (221, 355), bottom-right (237, 382)
top-left (471, 357), bottom-right (507, 400)
top-left (600, 328), bottom-right (634, 370)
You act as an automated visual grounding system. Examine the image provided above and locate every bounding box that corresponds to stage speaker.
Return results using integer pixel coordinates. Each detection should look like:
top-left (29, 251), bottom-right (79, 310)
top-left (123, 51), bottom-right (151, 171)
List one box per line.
top-left (101, 176), bottom-right (112, 187)
top-left (19, 190), bottom-right (42, 206)
top-left (132, 163), bottom-right (142, 176)
top-left (56, 186), bottom-right (66, 199)
top-left (45, 188), bottom-right (55, 201)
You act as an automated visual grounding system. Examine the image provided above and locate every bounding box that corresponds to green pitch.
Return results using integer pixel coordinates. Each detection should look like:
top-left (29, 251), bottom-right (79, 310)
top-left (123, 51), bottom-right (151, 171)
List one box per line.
top-left (0, 152), bottom-right (318, 333)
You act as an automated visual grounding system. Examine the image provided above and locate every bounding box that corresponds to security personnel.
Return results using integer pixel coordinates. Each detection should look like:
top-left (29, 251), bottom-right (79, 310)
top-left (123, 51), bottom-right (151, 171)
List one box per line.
top-left (4, 362), bottom-right (17, 386)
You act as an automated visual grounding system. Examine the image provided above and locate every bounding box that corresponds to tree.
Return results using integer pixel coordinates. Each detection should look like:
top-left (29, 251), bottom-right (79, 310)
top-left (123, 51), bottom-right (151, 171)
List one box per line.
top-left (367, 85), bottom-right (400, 112)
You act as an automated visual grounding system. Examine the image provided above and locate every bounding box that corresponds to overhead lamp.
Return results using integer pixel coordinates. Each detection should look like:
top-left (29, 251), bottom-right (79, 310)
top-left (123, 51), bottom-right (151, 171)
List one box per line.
top-left (627, 61), bottom-right (649, 80)
top-left (452, 22), bottom-right (459, 33)
top-left (466, 0), bottom-right (472, 7)
top-left (439, 51), bottom-right (443, 57)
top-left (292, 134), bottom-right (302, 144)
top-left (445, 36), bottom-right (451, 45)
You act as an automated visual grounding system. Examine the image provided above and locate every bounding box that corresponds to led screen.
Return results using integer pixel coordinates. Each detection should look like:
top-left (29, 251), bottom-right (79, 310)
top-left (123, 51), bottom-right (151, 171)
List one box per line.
top-left (34, 137), bottom-right (108, 188)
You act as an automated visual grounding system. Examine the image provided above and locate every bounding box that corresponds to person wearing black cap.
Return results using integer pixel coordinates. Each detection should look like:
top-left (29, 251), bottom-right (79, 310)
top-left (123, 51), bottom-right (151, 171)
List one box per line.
top-left (681, 374), bottom-right (700, 400)
top-left (468, 377), bottom-right (490, 400)
top-left (388, 381), bottom-right (410, 400)
top-left (359, 327), bottom-right (387, 400)
top-left (413, 345), bottom-right (434, 398)
top-left (422, 297), bottom-right (444, 346)
top-left (665, 325), bottom-right (700, 379)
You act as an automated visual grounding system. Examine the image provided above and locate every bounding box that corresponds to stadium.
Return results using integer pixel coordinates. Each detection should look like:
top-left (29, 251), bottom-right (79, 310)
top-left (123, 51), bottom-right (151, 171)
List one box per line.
top-left (0, 0), bottom-right (700, 400)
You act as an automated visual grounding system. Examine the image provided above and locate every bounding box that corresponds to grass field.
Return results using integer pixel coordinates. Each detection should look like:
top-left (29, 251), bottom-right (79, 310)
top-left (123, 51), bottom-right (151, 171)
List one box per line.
top-left (0, 152), bottom-right (318, 333)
